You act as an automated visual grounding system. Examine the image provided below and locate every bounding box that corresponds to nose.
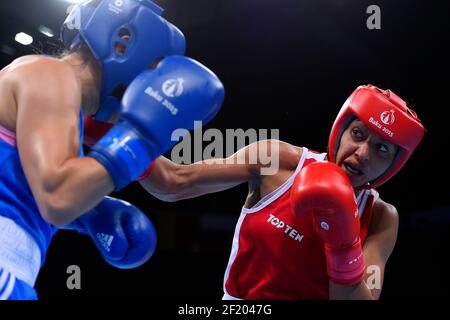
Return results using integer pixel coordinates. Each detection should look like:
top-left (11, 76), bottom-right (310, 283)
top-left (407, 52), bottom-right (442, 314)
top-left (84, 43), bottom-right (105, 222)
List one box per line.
top-left (355, 142), bottom-right (370, 163)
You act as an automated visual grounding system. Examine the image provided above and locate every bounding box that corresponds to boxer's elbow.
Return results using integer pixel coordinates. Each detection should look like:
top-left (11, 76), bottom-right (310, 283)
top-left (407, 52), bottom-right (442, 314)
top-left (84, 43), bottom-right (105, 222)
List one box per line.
top-left (34, 162), bottom-right (111, 226)
top-left (38, 183), bottom-right (80, 226)
top-left (39, 192), bottom-right (77, 226)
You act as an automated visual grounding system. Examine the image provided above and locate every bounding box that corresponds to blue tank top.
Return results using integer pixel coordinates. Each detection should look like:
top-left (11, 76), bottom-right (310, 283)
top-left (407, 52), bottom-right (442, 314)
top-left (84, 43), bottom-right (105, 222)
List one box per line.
top-left (0, 112), bottom-right (84, 266)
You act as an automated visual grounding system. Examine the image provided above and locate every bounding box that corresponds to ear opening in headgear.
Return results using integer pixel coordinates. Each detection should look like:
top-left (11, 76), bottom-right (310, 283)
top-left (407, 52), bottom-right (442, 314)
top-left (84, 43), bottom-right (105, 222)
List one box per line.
top-left (118, 28), bottom-right (131, 40)
top-left (114, 28), bottom-right (131, 55)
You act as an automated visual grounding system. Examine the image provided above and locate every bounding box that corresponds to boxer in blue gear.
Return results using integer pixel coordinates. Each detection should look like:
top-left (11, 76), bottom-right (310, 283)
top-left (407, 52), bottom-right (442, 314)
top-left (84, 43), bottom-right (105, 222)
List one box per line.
top-left (0, 0), bottom-right (224, 300)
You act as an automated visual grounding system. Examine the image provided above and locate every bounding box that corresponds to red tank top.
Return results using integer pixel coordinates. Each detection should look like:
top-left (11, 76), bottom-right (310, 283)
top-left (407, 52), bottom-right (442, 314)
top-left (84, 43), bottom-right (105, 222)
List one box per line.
top-left (223, 148), bottom-right (379, 300)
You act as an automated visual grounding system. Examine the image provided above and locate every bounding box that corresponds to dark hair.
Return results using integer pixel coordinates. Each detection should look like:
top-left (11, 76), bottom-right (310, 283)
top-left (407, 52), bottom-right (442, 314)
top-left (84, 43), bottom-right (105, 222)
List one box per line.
top-left (58, 41), bottom-right (92, 68)
top-left (24, 37), bottom-right (64, 57)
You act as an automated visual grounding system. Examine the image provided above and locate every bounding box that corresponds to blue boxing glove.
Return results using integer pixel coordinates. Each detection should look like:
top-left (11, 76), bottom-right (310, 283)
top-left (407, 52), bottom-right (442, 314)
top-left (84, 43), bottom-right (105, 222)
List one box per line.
top-left (88, 55), bottom-right (225, 190)
top-left (63, 196), bottom-right (157, 269)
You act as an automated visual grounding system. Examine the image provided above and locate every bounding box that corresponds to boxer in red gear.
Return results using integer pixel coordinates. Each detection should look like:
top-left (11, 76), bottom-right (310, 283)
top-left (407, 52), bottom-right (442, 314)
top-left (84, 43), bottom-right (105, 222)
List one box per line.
top-left (84, 85), bottom-right (425, 299)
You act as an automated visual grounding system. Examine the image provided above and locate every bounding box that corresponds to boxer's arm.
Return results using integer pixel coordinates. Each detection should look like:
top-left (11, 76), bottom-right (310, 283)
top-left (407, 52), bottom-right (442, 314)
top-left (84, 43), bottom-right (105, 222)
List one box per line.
top-left (140, 139), bottom-right (298, 201)
top-left (13, 59), bottom-right (114, 226)
top-left (329, 199), bottom-right (399, 300)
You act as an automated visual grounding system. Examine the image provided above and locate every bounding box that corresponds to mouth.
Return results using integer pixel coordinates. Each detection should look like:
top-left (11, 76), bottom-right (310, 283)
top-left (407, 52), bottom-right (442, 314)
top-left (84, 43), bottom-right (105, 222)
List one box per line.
top-left (342, 162), bottom-right (364, 177)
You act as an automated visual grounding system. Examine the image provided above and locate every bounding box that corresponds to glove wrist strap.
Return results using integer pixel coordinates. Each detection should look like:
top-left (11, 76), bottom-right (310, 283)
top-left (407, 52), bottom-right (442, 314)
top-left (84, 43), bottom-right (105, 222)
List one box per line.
top-left (88, 121), bottom-right (157, 190)
top-left (325, 237), bottom-right (366, 286)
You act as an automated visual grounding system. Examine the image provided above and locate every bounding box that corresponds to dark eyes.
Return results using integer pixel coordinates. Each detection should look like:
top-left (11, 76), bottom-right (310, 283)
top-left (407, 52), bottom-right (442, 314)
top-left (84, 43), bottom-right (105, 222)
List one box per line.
top-left (352, 128), bottom-right (391, 154)
top-left (351, 128), bottom-right (364, 140)
top-left (377, 144), bottom-right (389, 153)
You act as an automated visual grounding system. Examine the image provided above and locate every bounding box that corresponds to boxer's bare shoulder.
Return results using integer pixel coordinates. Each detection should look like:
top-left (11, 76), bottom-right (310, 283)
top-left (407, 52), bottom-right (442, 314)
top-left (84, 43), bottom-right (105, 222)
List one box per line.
top-left (0, 55), bottom-right (73, 131)
top-left (368, 197), bottom-right (399, 242)
top-left (290, 144), bottom-right (304, 166)
top-left (4, 55), bottom-right (79, 89)
top-left (2, 55), bottom-right (81, 124)
top-left (274, 140), bottom-right (303, 171)
top-left (254, 141), bottom-right (303, 198)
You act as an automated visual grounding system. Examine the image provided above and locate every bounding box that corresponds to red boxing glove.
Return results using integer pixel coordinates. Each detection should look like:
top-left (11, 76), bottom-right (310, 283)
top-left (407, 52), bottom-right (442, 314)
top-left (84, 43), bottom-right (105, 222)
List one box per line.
top-left (83, 116), bottom-right (154, 180)
top-left (83, 116), bottom-right (114, 148)
top-left (290, 161), bottom-right (365, 285)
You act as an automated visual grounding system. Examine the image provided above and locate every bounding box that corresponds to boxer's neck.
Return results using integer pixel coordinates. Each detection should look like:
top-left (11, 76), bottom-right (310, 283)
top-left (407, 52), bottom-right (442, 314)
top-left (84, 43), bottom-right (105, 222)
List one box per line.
top-left (62, 50), bottom-right (101, 116)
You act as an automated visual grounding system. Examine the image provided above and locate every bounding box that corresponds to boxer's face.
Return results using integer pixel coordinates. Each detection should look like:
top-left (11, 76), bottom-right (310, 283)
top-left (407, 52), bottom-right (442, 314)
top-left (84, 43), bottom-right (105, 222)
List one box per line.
top-left (335, 119), bottom-right (398, 188)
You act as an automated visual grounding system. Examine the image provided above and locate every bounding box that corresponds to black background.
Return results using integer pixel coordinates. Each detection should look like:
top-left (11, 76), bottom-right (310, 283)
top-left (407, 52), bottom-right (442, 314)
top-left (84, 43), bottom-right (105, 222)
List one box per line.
top-left (0, 0), bottom-right (449, 300)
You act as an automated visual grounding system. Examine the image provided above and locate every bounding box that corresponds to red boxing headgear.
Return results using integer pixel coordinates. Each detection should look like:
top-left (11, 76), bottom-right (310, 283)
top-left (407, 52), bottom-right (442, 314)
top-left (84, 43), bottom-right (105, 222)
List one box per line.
top-left (328, 84), bottom-right (425, 189)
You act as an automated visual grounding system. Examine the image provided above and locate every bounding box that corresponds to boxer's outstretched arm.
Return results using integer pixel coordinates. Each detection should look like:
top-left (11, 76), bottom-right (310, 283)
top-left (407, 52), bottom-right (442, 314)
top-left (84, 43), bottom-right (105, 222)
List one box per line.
top-left (14, 58), bottom-right (114, 226)
top-left (140, 140), bottom-right (299, 201)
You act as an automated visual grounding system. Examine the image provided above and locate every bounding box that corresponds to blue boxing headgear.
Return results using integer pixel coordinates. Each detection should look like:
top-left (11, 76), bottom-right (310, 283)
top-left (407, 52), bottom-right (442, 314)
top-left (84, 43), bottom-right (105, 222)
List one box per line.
top-left (61, 0), bottom-right (186, 121)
